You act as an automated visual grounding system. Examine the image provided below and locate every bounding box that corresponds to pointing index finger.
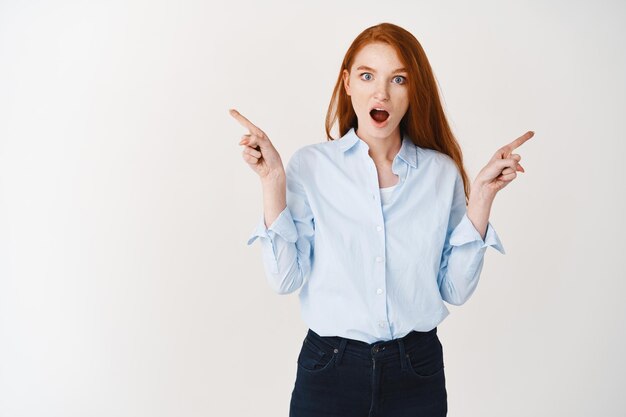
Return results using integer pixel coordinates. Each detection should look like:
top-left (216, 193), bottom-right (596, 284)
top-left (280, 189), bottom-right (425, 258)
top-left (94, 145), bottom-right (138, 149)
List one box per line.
top-left (501, 131), bottom-right (534, 157)
top-left (229, 108), bottom-right (263, 136)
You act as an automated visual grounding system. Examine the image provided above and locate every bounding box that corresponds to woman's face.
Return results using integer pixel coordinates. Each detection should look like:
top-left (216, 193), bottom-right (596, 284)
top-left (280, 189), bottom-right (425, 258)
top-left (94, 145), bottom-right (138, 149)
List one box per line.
top-left (342, 42), bottom-right (410, 141)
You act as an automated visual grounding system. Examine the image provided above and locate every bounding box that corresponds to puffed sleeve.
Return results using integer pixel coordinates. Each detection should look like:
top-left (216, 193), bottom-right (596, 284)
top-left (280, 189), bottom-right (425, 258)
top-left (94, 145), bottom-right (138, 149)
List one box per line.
top-left (246, 150), bottom-right (315, 294)
top-left (437, 169), bottom-right (505, 306)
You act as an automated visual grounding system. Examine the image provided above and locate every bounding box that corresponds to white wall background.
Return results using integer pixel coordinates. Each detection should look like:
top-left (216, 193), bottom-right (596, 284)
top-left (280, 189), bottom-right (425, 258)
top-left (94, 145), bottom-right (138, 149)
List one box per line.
top-left (1, 0), bottom-right (625, 416)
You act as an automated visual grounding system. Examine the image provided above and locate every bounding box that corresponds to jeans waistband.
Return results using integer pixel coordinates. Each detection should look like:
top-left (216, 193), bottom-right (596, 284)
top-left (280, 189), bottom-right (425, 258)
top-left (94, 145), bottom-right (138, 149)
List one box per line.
top-left (305, 327), bottom-right (437, 366)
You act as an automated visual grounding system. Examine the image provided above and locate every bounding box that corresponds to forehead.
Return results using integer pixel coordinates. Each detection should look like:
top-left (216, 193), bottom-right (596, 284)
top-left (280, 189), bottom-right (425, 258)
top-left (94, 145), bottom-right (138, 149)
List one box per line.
top-left (351, 42), bottom-right (404, 71)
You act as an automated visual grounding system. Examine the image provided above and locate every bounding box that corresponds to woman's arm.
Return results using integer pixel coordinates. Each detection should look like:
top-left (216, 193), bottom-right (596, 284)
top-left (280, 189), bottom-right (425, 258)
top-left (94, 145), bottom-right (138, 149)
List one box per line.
top-left (438, 130), bottom-right (534, 305)
top-left (231, 108), bottom-right (314, 294)
top-left (437, 171), bottom-right (505, 306)
top-left (247, 151), bottom-right (315, 295)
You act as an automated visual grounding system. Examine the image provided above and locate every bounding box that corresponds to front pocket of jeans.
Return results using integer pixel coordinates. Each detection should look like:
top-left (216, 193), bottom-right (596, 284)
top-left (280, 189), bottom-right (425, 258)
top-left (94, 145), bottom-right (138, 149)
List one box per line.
top-left (296, 338), bottom-right (336, 373)
top-left (404, 335), bottom-right (445, 378)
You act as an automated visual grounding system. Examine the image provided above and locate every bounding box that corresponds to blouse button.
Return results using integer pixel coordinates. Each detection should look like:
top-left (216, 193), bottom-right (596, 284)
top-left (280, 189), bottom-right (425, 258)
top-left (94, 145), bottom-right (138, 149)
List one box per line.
top-left (376, 225), bottom-right (383, 231)
top-left (375, 256), bottom-right (383, 263)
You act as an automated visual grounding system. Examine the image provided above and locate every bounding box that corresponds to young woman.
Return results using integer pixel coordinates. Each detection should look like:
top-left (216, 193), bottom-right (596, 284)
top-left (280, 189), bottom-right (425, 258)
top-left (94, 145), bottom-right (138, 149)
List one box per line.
top-left (231, 22), bottom-right (533, 417)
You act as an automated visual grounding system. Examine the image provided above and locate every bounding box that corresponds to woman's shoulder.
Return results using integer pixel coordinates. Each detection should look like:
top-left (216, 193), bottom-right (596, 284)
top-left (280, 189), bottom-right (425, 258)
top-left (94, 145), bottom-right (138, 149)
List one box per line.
top-left (416, 146), bottom-right (458, 173)
top-left (292, 138), bottom-right (336, 160)
top-left (284, 139), bottom-right (335, 175)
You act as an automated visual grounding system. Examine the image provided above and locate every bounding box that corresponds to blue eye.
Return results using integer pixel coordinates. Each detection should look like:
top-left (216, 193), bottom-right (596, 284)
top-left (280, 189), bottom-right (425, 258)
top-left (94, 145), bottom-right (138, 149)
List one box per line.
top-left (360, 73), bottom-right (373, 81)
top-left (393, 76), bottom-right (407, 84)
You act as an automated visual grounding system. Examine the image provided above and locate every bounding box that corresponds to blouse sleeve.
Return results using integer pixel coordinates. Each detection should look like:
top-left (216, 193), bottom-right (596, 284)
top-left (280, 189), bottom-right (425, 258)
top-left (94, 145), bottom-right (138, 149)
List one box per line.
top-left (437, 169), bottom-right (505, 306)
top-left (246, 150), bottom-right (315, 294)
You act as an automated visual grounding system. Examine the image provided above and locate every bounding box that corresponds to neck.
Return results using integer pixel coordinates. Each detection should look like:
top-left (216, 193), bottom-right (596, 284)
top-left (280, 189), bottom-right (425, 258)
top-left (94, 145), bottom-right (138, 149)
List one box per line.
top-left (355, 127), bottom-right (402, 164)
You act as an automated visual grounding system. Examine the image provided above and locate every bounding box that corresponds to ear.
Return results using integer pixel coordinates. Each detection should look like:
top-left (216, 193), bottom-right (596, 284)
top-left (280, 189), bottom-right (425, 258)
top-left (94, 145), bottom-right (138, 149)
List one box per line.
top-left (342, 69), bottom-right (351, 96)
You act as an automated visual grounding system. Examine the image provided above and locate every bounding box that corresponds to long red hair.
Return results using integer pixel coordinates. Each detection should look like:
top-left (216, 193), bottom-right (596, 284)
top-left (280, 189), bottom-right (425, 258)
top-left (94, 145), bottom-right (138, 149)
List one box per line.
top-left (325, 22), bottom-right (471, 201)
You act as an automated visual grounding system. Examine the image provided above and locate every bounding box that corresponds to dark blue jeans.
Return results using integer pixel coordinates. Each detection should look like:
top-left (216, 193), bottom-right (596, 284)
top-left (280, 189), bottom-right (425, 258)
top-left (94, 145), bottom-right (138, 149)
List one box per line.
top-left (289, 327), bottom-right (447, 417)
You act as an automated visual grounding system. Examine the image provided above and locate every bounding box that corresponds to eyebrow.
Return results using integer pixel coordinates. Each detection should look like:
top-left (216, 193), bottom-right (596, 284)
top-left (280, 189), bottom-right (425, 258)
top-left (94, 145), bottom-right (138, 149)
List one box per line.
top-left (356, 65), bottom-right (408, 74)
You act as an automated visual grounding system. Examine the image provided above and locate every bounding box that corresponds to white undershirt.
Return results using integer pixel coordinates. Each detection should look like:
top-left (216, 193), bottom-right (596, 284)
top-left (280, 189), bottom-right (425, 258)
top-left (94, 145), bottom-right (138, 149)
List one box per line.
top-left (379, 183), bottom-right (398, 205)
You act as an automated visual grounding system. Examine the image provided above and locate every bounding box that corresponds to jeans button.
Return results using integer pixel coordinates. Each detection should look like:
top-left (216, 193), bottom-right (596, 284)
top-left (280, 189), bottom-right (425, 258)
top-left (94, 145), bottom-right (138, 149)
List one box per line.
top-left (333, 348), bottom-right (339, 354)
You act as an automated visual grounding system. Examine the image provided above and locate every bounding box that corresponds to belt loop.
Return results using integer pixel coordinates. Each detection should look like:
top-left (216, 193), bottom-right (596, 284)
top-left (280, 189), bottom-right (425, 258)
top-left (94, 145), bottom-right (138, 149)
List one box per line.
top-left (398, 337), bottom-right (407, 371)
top-left (334, 338), bottom-right (348, 367)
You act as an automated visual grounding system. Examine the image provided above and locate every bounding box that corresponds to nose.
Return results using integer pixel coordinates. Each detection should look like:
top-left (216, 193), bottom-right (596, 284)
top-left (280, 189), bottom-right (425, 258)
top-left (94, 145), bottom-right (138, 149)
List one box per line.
top-left (373, 80), bottom-right (389, 102)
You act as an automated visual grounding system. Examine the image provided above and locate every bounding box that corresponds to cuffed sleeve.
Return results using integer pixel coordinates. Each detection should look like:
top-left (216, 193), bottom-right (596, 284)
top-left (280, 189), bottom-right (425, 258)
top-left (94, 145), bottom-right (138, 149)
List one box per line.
top-left (449, 212), bottom-right (505, 254)
top-left (245, 150), bottom-right (315, 294)
top-left (247, 205), bottom-right (298, 246)
top-left (437, 170), bottom-right (505, 306)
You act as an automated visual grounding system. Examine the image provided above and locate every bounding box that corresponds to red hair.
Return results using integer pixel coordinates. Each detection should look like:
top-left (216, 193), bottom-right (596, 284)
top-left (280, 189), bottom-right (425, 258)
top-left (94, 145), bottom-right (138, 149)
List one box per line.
top-left (325, 22), bottom-right (471, 201)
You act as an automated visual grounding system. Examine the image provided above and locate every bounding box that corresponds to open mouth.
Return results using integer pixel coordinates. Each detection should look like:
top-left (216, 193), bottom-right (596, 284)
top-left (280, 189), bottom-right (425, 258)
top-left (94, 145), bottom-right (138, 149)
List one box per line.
top-left (370, 108), bottom-right (390, 123)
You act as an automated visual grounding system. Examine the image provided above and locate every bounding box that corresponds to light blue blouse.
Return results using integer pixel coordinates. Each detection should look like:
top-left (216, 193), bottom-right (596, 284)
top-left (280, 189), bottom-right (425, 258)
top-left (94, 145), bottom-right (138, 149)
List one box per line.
top-left (247, 127), bottom-right (505, 343)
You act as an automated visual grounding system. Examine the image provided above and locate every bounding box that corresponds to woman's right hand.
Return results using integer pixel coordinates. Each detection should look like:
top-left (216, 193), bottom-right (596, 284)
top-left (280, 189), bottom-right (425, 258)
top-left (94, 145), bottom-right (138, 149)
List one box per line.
top-left (230, 108), bottom-right (285, 180)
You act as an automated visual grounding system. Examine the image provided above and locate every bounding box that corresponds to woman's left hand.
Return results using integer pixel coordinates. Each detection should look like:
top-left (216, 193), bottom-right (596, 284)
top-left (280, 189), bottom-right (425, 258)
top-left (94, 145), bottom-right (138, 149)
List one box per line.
top-left (473, 131), bottom-right (535, 200)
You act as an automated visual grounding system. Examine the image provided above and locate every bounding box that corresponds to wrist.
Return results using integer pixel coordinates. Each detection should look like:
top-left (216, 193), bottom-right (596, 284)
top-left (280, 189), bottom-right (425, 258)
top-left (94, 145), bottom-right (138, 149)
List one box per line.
top-left (260, 169), bottom-right (286, 185)
top-left (470, 181), bottom-right (496, 204)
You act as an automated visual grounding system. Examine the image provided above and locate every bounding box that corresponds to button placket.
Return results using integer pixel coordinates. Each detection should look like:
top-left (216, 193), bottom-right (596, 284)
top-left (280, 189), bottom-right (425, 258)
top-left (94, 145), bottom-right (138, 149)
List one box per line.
top-left (364, 150), bottom-right (391, 341)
